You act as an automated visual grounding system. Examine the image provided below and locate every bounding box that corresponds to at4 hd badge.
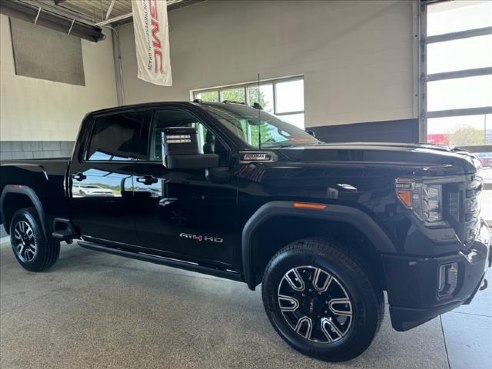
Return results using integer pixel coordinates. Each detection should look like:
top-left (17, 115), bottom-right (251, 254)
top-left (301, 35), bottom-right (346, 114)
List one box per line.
top-left (180, 233), bottom-right (223, 244)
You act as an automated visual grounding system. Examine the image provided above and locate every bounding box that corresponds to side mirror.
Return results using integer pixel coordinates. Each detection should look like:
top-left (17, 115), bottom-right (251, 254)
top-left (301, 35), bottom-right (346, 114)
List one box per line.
top-left (162, 127), bottom-right (219, 170)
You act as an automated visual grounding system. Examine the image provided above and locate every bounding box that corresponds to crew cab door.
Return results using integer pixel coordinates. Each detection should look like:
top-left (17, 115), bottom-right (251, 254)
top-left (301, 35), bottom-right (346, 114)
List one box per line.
top-left (69, 110), bottom-right (151, 245)
top-left (132, 107), bottom-right (239, 268)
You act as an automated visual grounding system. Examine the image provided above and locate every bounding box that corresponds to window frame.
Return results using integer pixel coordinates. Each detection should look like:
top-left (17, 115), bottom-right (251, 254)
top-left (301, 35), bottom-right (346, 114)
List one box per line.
top-left (420, 0), bottom-right (492, 146)
top-left (82, 110), bottom-right (148, 163)
top-left (191, 75), bottom-right (305, 120)
top-left (145, 107), bottom-right (232, 164)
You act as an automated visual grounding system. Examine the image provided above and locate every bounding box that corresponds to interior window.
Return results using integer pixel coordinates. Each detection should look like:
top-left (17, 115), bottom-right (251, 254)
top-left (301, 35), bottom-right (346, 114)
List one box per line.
top-left (201, 104), bottom-right (318, 148)
top-left (86, 112), bottom-right (145, 161)
top-left (150, 109), bottom-right (227, 162)
top-left (193, 77), bottom-right (305, 129)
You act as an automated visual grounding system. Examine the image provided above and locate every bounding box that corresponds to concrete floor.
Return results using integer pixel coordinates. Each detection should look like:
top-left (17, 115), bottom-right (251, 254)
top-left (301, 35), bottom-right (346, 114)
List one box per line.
top-left (0, 240), bottom-right (489, 369)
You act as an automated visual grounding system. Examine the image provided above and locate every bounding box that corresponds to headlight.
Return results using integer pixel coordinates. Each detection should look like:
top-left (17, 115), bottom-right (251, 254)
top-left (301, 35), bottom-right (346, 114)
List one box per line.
top-left (397, 175), bottom-right (483, 243)
top-left (396, 178), bottom-right (445, 225)
top-left (419, 184), bottom-right (443, 222)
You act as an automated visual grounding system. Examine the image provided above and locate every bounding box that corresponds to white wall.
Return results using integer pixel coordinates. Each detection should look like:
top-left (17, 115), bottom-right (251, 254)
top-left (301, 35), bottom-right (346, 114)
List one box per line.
top-left (0, 14), bottom-right (118, 141)
top-left (118, 0), bottom-right (417, 128)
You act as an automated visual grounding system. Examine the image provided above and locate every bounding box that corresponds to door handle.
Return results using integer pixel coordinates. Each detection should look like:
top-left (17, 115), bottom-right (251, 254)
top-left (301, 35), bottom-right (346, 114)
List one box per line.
top-left (72, 172), bottom-right (86, 181)
top-left (136, 175), bottom-right (158, 185)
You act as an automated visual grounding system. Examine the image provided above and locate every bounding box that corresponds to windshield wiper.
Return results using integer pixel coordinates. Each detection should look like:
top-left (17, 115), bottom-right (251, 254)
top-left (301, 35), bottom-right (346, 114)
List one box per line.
top-left (261, 142), bottom-right (298, 148)
top-left (262, 141), bottom-right (320, 148)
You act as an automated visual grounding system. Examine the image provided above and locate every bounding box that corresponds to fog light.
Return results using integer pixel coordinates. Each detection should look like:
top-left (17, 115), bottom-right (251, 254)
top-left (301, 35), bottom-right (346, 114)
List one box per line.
top-left (438, 262), bottom-right (459, 299)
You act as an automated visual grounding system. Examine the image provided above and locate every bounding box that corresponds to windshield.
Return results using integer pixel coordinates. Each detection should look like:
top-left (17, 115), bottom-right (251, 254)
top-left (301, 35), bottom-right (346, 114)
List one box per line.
top-left (201, 103), bottom-right (319, 148)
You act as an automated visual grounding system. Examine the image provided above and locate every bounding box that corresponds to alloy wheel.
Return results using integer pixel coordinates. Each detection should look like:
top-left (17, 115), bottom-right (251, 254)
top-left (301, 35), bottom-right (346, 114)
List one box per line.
top-left (277, 266), bottom-right (353, 343)
top-left (13, 220), bottom-right (38, 263)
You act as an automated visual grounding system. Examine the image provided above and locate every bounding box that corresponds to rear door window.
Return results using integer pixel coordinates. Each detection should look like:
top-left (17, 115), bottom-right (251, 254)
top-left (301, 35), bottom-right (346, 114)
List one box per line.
top-left (86, 111), bottom-right (149, 161)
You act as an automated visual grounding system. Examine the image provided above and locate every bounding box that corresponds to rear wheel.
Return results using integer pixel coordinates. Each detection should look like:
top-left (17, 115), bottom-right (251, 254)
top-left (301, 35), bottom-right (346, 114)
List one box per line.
top-left (10, 208), bottom-right (60, 272)
top-left (262, 238), bottom-right (384, 361)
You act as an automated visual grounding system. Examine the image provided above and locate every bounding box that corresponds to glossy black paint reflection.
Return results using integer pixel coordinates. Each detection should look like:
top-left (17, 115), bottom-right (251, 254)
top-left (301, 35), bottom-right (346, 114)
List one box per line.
top-left (132, 162), bottom-right (239, 267)
top-left (69, 161), bottom-right (136, 244)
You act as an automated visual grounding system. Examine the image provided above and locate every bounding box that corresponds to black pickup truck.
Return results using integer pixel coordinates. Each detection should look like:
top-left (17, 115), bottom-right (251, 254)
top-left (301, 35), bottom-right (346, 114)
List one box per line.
top-left (1, 101), bottom-right (490, 361)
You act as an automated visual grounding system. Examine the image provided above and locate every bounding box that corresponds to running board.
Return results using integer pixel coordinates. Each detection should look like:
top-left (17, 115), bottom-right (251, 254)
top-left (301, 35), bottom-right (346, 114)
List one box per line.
top-left (78, 241), bottom-right (242, 282)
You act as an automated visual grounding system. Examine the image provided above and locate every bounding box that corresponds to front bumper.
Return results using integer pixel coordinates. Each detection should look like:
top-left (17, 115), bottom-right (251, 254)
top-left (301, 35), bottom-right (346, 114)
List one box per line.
top-left (383, 221), bottom-right (490, 332)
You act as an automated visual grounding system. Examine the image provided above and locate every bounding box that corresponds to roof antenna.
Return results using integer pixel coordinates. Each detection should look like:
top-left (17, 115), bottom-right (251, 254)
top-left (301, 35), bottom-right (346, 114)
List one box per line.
top-left (257, 73), bottom-right (262, 150)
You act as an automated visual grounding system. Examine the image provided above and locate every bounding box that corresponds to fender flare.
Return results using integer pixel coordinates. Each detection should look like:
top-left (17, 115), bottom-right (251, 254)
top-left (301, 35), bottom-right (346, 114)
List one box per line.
top-left (0, 185), bottom-right (48, 239)
top-left (241, 201), bottom-right (396, 290)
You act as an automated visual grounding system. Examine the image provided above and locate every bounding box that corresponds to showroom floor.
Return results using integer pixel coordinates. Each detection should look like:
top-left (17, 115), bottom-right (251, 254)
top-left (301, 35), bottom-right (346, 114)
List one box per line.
top-left (0, 240), bottom-right (490, 369)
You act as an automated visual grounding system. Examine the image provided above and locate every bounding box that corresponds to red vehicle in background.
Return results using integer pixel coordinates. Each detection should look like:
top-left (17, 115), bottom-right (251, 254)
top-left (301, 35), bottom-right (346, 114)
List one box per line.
top-left (427, 134), bottom-right (450, 145)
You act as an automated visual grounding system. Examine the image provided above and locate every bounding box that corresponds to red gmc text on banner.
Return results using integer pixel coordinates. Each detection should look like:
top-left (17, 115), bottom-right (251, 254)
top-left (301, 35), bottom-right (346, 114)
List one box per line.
top-left (149, 0), bottom-right (163, 73)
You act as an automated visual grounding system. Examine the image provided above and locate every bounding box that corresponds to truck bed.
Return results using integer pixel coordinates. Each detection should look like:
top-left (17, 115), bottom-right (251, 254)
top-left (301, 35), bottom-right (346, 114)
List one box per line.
top-left (0, 158), bottom-right (71, 231)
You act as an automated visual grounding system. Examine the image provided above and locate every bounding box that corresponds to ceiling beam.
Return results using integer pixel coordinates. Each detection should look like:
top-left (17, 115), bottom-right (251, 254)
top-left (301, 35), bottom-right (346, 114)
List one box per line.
top-left (168, 0), bottom-right (205, 12)
top-left (97, 0), bottom-right (206, 26)
top-left (96, 12), bottom-right (132, 26)
top-left (105, 0), bottom-right (116, 20)
top-left (0, 0), bottom-right (104, 41)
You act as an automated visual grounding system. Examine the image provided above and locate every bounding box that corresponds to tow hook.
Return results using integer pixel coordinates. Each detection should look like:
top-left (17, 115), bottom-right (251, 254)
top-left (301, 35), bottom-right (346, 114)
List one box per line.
top-left (479, 278), bottom-right (488, 291)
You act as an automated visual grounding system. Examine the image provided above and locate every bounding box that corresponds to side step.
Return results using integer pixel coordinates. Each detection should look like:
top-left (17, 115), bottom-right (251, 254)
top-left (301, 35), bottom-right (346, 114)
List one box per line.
top-left (52, 229), bottom-right (74, 240)
top-left (78, 241), bottom-right (242, 282)
top-left (51, 218), bottom-right (78, 243)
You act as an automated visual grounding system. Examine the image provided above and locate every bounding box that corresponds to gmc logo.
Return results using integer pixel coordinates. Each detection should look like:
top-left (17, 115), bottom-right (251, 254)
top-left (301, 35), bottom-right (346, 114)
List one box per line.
top-left (149, 0), bottom-right (163, 73)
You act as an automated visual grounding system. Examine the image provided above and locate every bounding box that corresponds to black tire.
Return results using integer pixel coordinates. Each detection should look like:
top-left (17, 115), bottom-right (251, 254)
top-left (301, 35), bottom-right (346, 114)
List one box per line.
top-left (262, 238), bottom-right (384, 362)
top-left (9, 208), bottom-right (60, 272)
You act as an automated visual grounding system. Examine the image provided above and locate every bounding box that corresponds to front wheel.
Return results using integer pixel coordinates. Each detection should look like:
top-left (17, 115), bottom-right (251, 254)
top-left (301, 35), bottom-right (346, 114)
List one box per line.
top-left (10, 208), bottom-right (60, 272)
top-left (262, 238), bottom-right (384, 362)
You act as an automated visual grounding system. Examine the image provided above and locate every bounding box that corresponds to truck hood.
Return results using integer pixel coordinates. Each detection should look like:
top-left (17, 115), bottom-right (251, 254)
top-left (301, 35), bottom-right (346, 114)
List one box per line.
top-left (273, 142), bottom-right (481, 175)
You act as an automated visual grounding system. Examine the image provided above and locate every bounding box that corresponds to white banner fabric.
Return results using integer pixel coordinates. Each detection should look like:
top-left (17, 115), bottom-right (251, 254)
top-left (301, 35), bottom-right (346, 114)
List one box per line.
top-left (132, 0), bottom-right (172, 86)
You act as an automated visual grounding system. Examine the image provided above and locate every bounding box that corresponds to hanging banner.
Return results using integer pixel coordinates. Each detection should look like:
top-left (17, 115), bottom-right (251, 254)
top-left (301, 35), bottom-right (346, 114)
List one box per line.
top-left (131, 0), bottom-right (172, 86)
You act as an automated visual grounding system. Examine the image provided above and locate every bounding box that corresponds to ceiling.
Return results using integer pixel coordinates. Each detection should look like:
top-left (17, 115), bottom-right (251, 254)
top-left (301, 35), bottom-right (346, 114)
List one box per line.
top-left (54, 0), bottom-right (134, 24)
top-left (16, 0), bottom-right (204, 26)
